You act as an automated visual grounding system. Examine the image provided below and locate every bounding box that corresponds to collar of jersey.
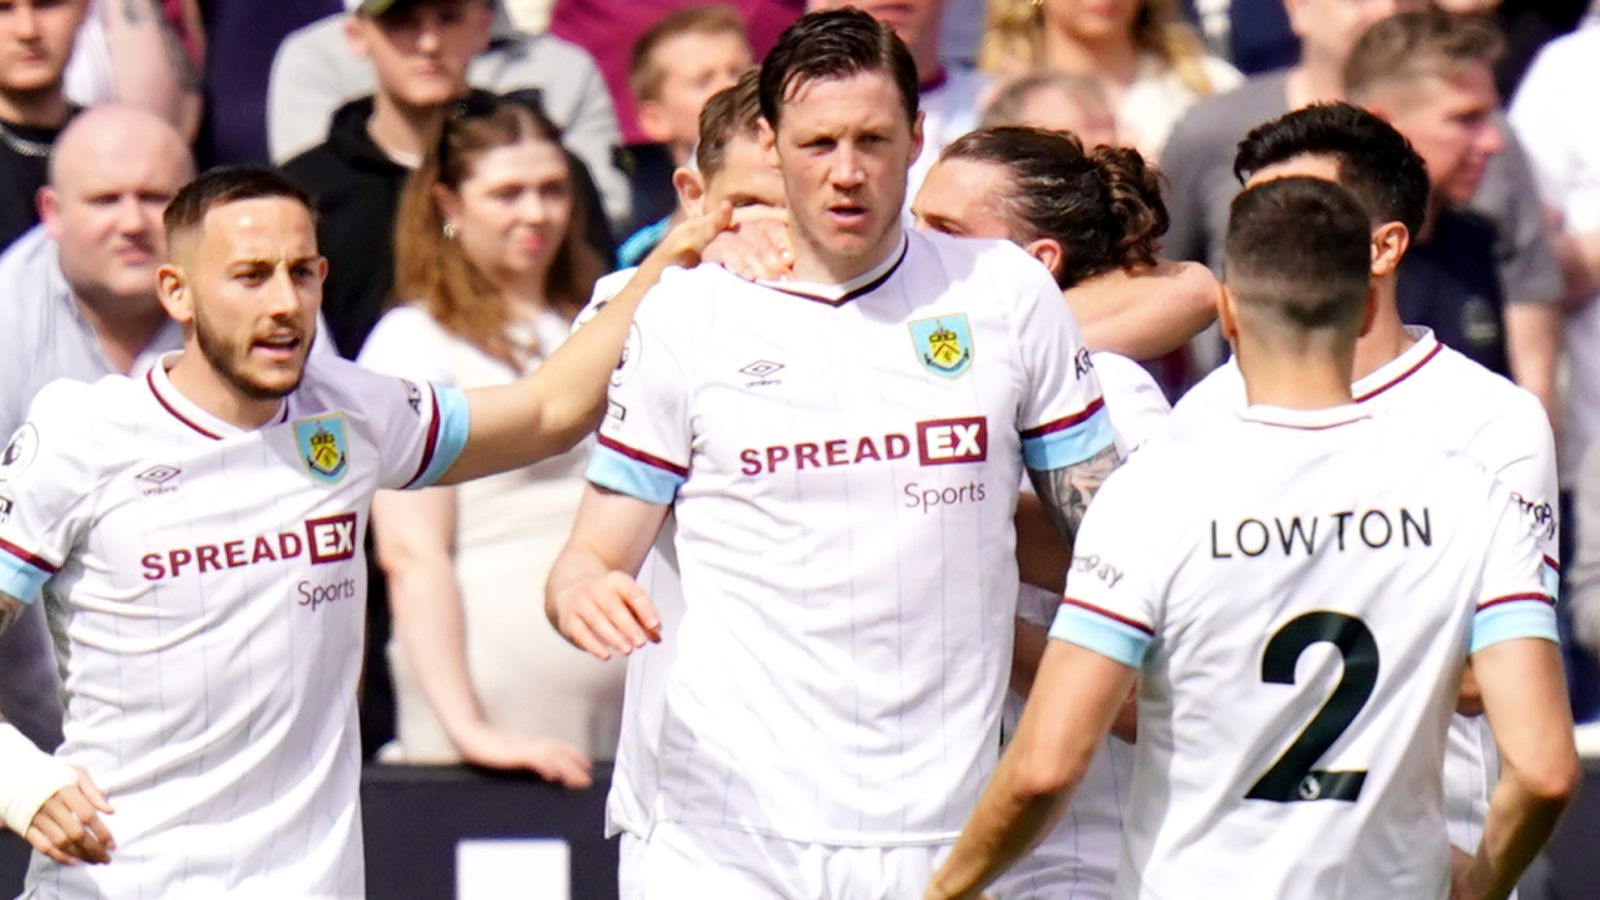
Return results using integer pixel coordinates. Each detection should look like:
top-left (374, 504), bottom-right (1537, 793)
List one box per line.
top-left (1352, 326), bottom-right (1438, 402)
top-left (759, 232), bottom-right (908, 306)
top-left (147, 352), bottom-right (289, 440)
top-left (1243, 403), bottom-right (1370, 431)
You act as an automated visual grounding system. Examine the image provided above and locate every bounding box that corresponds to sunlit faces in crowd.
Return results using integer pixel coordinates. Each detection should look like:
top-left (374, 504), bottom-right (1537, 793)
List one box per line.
top-left (435, 134), bottom-right (575, 291)
top-left (344, 0), bottom-right (491, 109)
top-left (0, 0), bottom-right (84, 99)
top-left (40, 107), bottom-right (193, 308)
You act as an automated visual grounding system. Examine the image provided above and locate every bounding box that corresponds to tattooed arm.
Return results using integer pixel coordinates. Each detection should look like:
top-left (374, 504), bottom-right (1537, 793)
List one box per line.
top-left (1026, 444), bottom-right (1122, 552)
top-left (106, 0), bottom-right (203, 139)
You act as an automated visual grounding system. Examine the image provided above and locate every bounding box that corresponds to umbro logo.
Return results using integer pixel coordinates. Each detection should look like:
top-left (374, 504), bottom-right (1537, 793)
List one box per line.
top-left (136, 464), bottom-right (181, 496)
top-left (740, 359), bottom-right (784, 387)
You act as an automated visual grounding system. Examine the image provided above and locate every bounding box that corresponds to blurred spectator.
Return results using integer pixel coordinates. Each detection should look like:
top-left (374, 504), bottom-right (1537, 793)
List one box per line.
top-left (809, 0), bottom-right (989, 194)
top-left (1510, 18), bottom-right (1600, 488)
top-left (1186, 0), bottom-right (1298, 75)
top-left (1435, 0), bottom-right (1589, 99)
top-left (980, 70), bottom-right (1118, 148)
top-left (980, 0), bottom-right (1242, 157)
top-left (1345, 12), bottom-right (1524, 380)
top-left (269, 0), bottom-right (628, 225)
top-left (616, 5), bottom-right (751, 266)
top-left (196, 1), bottom-right (335, 167)
top-left (63, 0), bottom-right (202, 138)
top-left (283, 0), bottom-right (495, 360)
top-left (1161, 2), bottom-right (1563, 400)
top-left (0, 0), bottom-right (87, 251)
top-left (550, 0), bottom-right (801, 146)
top-left (361, 96), bottom-right (611, 776)
top-left (0, 105), bottom-right (191, 756)
top-left (940, 0), bottom-right (986, 66)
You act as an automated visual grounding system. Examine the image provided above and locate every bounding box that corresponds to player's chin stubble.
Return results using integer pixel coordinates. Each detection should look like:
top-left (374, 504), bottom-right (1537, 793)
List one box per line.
top-left (194, 309), bottom-right (305, 402)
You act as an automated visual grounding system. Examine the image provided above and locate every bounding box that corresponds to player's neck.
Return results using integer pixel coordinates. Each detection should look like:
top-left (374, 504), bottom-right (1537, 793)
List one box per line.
top-left (1351, 301), bottom-right (1415, 383)
top-left (166, 352), bottom-right (284, 431)
top-left (788, 220), bottom-right (905, 285)
top-left (1238, 349), bottom-right (1357, 411)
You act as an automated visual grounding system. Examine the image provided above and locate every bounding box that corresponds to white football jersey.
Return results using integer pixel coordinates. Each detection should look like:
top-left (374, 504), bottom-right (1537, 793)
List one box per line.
top-left (998, 351), bottom-right (1169, 900)
top-left (1168, 327), bottom-right (1559, 855)
top-left (0, 352), bottom-right (469, 899)
top-left (589, 230), bottom-right (1114, 844)
top-left (1051, 403), bottom-right (1556, 900)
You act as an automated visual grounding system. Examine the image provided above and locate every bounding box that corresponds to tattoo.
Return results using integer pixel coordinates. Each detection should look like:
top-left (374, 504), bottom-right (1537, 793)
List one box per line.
top-left (1028, 443), bottom-right (1121, 551)
top-left (0, 594), bottom-right (22, 638)
top-left (122, 0), bottom-right (150, 24)
top-left (123, 0), bottom-right (201, 94)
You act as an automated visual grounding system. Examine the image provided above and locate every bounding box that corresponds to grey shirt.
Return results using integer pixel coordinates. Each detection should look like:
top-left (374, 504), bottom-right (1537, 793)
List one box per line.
top-left (1159, 71), bottom-right (1564, 306)
top-left (267, 14), bottom-right (630, 226)
top-left (0, 226), bottom-right (183, 749)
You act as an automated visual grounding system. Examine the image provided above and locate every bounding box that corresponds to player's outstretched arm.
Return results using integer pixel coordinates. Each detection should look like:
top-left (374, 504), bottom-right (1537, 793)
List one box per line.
top-left (436, 204), bottom-right (734, 486)
top-left (1457, 637), bottom-right (1579, 900)
top-left (927, 641), bottom-right (1136, 900)
top-left (1067, 260), bottom-right (1219, 360)
top-left (546, 485), bottom-right (671, 661)
top-left (1027, 444), bottom-right (1122, 553)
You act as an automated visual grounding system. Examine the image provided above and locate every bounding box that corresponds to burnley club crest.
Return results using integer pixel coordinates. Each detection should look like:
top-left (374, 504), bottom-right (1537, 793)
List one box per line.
top-left (908, 315), bottom-right (973, 379)
top-left (294, 414), bottom-right (350, 484)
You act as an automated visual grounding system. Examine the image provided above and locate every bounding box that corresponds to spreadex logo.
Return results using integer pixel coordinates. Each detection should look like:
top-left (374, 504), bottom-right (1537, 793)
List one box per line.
top-left (738, 417), bottom-right (989, 475)
top-left (140, 513), bottom-right (358, 581)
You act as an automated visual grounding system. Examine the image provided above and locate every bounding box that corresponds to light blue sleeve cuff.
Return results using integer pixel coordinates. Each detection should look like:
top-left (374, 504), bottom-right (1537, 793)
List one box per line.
top-left (1023, 407), bottom-right (1115, 471)
top-left (1049, 601), bottom-right (1152, 668)
top-left (1541, 558), bottom-right (1560, 597)
top-left (1471, 601), bottom-right (1559, 654)
top-left (587, 444), bottom-right (683, 506)
top-left (0, 552), bottom-right (48, 604)
top-left (414, 386), bottom-right (471, 488)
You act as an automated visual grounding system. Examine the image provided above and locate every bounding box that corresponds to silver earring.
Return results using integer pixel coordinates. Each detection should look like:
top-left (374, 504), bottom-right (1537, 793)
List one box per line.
top-left (442, 220), bottom-right (459, 240)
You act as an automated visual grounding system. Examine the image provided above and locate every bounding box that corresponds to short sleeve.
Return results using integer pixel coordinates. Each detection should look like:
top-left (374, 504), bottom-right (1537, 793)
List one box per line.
top-left (1010, 258), bottom-right (1115, 472)
top-left (1047, 461), bottom-right (1163, 668)
top-left (584, 278), bottom-right (693, 506)
top-left (1481, 128), bottom-right (1563, 306)
top-left (1481, 388), bottom-right (1560, 589)
top-left (0, 383), bottom-right (95, 603)
top-left (1470, 481), bottom-right (1559, 655)
top-left (344, 360), bottom-right (470, 492)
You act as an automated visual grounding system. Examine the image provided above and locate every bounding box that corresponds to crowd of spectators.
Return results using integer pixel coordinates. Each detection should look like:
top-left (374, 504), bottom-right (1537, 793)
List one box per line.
top-left (2, 0), bottom-right (1600, 794)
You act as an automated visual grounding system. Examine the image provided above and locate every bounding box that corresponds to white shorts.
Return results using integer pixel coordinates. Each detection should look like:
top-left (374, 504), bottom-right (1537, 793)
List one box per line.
top-left (618, 821), bottom-right (952, 900)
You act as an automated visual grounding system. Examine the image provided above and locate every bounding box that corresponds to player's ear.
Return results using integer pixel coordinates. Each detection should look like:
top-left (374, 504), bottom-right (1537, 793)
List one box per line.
top-left (672, 166), bottom-right (706, 217)
top-left (1023, 237), bottom-right (1064, 281)
top-left (1217, 283), bottom-right (1240, 345)
top-left (1369, 221), bottom-right (1408, 279)
top-left (156, 263), bottom-right (195, 326)
top-left (758, 117), bottom-right (778, 167)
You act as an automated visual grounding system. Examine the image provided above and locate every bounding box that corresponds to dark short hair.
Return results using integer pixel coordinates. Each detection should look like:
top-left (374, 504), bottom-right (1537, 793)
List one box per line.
top-left (758, 8), bottom-right (918, 131)
top-left (1234, 102), bottom-right (1429, 239)
top-left (1225, 177), bottom-right (1372, 332)
top-left (697, 69), bottom-right (764, 179)
top-left (629, 5), bottom-right (749, 104)
top-left (1344, 10), bottom-right (1503, 102)
top-left (940, 126), bottom-right (1166, 288)
top-left (164, 165), bottom-right (316, 243)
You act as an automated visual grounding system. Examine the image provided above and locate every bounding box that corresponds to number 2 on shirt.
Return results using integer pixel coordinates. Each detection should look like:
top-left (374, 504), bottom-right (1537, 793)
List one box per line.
top-left (1246, 611), bottom-right (1379, 803)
